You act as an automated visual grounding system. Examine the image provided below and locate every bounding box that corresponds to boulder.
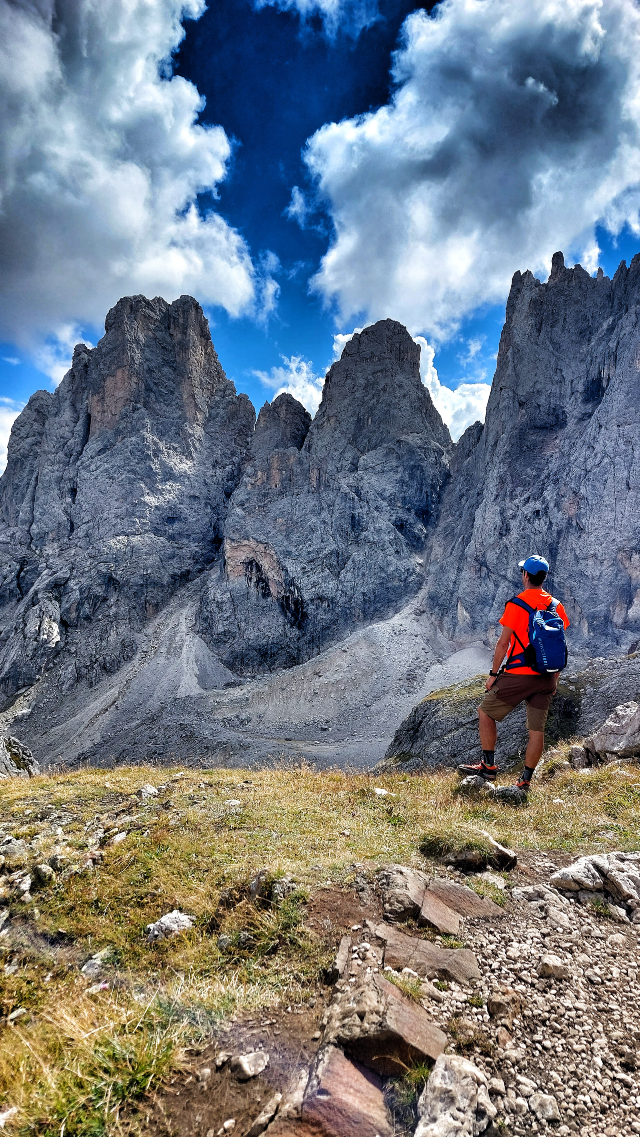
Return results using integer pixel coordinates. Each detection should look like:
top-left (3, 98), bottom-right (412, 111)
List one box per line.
top-left (322, 973), bottom-right (446, 1075)
top-left (375, 923), bottom-right (481, 984)
top-left (299, 1046), bottom-right (393, 1137)
top-left (1, 838), bottom-right (28, 869)
top-left (376, 864), bottom-right (431, 922)
top-left (550, 858), bottom-right (604, 892)
top-left (589, 701), bottom-right (640, 760)
top-left (538, 954), bottom-right (570, 980)
top-left (529, 1092), bottom-right (560, 1121)
top-left (0, 737), bottom-right (39, 779)
top-left (415, 1053), bottom-right (497, 1136)
top-left (426, 879), bottom-right (504, 919)
top-left (230, 1052), bottom-right (270, 1081)
top-left (419, 891), bottom-right (461, 936)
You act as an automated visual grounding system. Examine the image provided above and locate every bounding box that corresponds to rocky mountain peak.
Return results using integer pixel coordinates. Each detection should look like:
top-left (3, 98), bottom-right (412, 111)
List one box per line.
top-left (307, 319), bottom-right (450, 474)
top-left (253, 392), bottom-right (311, 461)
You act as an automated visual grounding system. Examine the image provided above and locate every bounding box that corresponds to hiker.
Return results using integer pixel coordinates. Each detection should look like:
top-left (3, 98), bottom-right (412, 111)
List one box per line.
top-left (457, 555), bottom-right (569, 794)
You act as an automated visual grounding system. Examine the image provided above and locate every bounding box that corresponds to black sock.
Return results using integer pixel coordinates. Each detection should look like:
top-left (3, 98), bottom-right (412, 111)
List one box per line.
top-left (482, 750), bottom-right (496, 767)
top-left (521, 765), bottom-right (534, 783)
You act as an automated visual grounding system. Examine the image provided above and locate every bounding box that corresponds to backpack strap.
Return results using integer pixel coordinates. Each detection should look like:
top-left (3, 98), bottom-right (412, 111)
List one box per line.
top-left (502, 595), bottom-right (533, 671)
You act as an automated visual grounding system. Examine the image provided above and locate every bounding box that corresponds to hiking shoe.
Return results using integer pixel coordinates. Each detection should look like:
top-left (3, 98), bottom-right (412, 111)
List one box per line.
top-left (456, 761), bottom-right (497, 782)
top-left (513, 778), bottom-right (531, 793)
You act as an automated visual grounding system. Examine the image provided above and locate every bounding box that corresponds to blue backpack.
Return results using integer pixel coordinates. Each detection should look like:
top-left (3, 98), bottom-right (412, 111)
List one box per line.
top-left (504, 596), bottom-right (568, 675)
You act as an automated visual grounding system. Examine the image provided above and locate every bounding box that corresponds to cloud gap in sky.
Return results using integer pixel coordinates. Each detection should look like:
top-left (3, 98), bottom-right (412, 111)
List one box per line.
top-left (254, 355), bottom-right (325, 414)
top-left (0, 0), bottom-right (269, 358)
top-left (304, 0), bottom-right (640, 338)
top-left (252, 0), bottom-right (380, 37)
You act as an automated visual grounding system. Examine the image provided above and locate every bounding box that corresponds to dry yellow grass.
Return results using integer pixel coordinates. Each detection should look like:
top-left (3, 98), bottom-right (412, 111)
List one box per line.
top-left (0, 754), bottom-right (639, 1133)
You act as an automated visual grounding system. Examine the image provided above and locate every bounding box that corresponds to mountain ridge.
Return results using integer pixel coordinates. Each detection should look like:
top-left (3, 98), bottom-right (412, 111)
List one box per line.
top-left (1, 251), bottom-right (639, 769)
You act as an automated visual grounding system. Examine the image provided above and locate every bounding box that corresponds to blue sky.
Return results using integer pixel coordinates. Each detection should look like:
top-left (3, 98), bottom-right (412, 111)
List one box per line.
top-left (2, 0), bottom-right (640, 465)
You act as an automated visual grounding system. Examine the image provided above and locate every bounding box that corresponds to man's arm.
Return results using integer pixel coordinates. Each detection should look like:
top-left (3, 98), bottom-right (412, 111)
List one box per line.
top-left (485, 626), bottom-right (513, 690)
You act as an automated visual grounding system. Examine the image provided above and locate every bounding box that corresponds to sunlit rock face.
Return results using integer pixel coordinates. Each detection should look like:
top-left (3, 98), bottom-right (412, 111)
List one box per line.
top-left (425, 251), bottom-right (640, 654)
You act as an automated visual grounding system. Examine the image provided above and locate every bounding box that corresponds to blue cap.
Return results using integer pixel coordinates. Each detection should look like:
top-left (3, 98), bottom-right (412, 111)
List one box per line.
top-left (518, 555), bottom-right (550, 575)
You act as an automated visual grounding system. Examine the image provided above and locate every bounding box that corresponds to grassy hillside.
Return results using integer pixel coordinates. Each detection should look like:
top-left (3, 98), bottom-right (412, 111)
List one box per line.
top-left (0, 754), bottom-right (639, 1134)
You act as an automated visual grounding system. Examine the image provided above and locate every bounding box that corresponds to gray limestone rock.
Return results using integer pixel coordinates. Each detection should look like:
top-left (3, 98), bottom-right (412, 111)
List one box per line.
top-left (424, 251), bottom-right (640, 657)
top-left (415, 1053), bottom-right (497, 1137)
top-left (0, 294), bottom-right (255, 706)
top-left (197, 319), bottom-right (451, 674)
top-left (0, 737), bottom-right (39, 779)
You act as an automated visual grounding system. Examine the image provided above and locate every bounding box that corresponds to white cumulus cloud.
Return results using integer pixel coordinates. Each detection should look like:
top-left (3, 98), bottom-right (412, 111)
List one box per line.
top-left (255, 355), bottom-right (325, 415)
top-left (413, 336), bottom-right (489, 442)
top-left (305, 0), bottom-right (640, 337)
top-left (0, 0), bottom-right (266, 357)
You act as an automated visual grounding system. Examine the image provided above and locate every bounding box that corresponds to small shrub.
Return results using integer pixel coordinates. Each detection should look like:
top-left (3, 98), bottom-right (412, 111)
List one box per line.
top-left (386, 1060), bottom-right (433, 1136)
top-left (448, 1014), bottom-right (494, 1056)
top-left (419, 829), bottom-right (493, 860)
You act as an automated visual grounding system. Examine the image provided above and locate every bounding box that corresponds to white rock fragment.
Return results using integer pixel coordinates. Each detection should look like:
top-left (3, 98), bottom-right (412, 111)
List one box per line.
top-left (145, 910), bottom-right (194, 943)
top-left (415, 1053), bottom-right (496, 1136)
top-left (229, 1051), bottom-right (270, 1081)
top-left (529, 1092), bottom-right (560, 1121)
top-left (138, 784), bottom-right (159, 799)
top-left (538, 954), bottom-right (570, 980)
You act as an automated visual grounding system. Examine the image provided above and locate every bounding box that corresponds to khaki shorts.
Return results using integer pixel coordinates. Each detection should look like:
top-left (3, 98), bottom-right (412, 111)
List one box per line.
top-left (479, 673), bottom-right (557, 733)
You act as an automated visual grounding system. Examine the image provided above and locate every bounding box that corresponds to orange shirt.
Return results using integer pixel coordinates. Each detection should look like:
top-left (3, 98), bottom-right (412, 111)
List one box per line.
top-left (499, 588), bottom-right (570, 675)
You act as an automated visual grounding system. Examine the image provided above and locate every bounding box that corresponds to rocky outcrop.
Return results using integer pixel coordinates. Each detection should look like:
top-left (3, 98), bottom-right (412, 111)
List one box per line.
top-left (379, 670), bottom-right (581, 771)
top-left (0, 736), bottom-right (39, 779)
top-left (425, 251), bottom-right (640, 656)
top-left (0, 295), bottom-right (255, 703)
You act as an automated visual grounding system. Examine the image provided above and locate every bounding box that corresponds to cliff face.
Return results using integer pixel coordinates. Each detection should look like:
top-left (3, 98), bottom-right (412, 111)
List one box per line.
top-left (199, 320), bottom-right (451, 672)
top-left (425, 251), bottom-right (640, 654)
top-left (2, 251), bottom-right (640, 770)
top-left (0, 295), bottom-right (255, 698)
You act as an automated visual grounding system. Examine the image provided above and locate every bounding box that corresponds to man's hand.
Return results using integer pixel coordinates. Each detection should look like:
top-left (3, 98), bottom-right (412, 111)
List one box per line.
top-left (488, 625), bottom-right (514, 686)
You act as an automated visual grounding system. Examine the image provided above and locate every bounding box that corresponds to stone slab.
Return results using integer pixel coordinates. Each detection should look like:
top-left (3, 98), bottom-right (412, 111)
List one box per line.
top-left (325, 973), bottom-right (446, 1076)
top-left (375, 923), bottom-right (481, 983)
top-left (419, 891), bottom-right (461, 935)
top-left (427, 878), bottom-right (504, 918)
top-left (301, 1046), bottom-right (394, 1137)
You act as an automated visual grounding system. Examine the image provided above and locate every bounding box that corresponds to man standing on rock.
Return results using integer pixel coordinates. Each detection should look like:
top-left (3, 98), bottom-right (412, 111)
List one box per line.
top-left (458, 555), bottom-right (569, 795)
